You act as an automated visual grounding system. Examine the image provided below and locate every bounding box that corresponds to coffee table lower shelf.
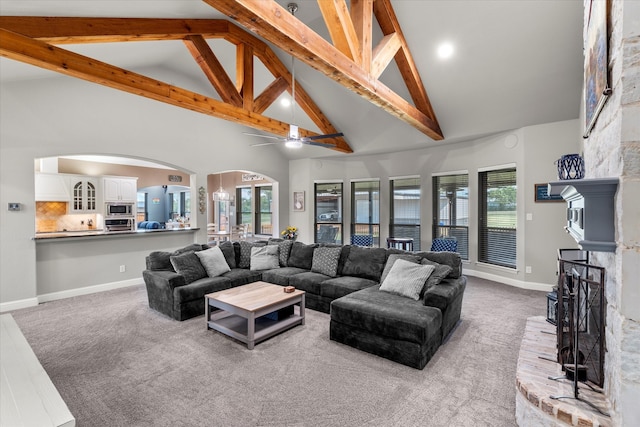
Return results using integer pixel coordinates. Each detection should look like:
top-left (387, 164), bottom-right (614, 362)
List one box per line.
top-left (207, 311), bottom-right (304, 349)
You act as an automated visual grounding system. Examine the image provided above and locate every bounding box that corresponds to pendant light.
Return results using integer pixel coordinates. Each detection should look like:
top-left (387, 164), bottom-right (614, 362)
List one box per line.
top-left (213, 173), bottom-right (229, 201)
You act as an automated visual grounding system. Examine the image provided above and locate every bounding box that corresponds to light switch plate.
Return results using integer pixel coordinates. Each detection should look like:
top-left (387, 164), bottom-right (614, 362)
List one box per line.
top-left (8, 203), bottom-right (20, 211)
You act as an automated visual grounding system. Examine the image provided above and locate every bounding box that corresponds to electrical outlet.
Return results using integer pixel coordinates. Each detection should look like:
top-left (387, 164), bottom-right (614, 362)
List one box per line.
top-left (525, 266), bottom-right (532, 274)
top-left (119, 265), bottom-right (126, 273)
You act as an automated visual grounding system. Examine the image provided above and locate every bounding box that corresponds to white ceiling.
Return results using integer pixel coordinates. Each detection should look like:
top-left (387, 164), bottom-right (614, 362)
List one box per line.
top-left (0, 0), bottom-right (584, 159)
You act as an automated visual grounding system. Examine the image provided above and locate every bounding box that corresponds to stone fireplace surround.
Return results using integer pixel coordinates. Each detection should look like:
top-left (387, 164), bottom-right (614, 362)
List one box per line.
top-left (515, 1), bottom-right (640, 425)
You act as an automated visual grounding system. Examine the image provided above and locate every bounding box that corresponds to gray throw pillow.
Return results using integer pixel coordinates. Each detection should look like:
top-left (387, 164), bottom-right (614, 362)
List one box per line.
top-left (288, 242), bottom-right (317, 270)
top-left (169, 251), bottom-right (207, 284)
top-left (379, 259), bottom-right (435, 300)
top-left (250, 245), bottom-right (280, 270)
top-left (195, 246), bottom-right (231, 278)
top-left (218, 240), bottom-right (237, 268)
top-left (268, 239), bottom-right (294, 267)
top-left (380, 253), bottom-right (421, 283)
top-left (239, 241), bottom-right (266, 268)
top-left (311, 246), bottom-right (342, 277)
top-left (420, 258), bottom-right (454, 293)
top-left (341, 246), bottom-right (388, 282)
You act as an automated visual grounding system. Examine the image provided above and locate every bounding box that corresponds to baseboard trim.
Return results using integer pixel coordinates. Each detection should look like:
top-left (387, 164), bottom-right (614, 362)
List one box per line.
top-left (37, 278), bottom-right (143, 304)
top-left (0, 297), bottom-right (40, 313)
top-left (462, 269), bottom-right (554, 292)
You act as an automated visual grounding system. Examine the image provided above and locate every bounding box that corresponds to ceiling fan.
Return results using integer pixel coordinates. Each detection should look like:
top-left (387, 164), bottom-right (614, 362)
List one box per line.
top-left (244, 3), bottom-right (344, 149)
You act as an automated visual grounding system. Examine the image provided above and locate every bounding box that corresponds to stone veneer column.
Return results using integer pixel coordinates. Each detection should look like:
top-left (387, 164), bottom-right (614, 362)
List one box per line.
top-left (581, 0), bottom-right (640, 425)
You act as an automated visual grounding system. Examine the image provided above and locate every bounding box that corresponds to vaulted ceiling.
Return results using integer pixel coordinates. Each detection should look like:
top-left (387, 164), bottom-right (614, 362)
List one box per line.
top-left (0, 0), bottom-right (583, 159)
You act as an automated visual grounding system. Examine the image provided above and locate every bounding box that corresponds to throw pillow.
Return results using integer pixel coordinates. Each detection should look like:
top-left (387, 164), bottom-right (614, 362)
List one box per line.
top-left (218, 240), bottom-right (237, 268)
top-left (341, 246), bottom-right (388, 282)
top-left (379, 259), bottom-right (435, 300)
top-left (420, 258), bottom-right (454, 292)
top-left (287, 242), bottom-right (318, 270)
top-left (169, 251), bottom-right (207, 284)
top-left (146, 251), bottom-right (172, 271)
top-left (239, 241), bottom-right (266, 268)
top-left (268, 239), bottom-right (294, 267)
top-left (311, 246), bottom-right (342, 277)
top-left (250, 245), bottom-right (280, 270)
top-left (380, 253), bottom-right (421, 283)
top-left (195, 246), bottom-right (231, 278)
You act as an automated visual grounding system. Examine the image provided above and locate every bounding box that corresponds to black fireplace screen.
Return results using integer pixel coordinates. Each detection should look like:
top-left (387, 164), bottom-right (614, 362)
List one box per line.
top-left (556, 250), bottom-right (606, 387)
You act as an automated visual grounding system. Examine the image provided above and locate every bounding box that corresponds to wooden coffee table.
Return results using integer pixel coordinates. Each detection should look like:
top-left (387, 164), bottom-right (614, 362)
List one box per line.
top-left (205, 281), bottom-right (305, 349)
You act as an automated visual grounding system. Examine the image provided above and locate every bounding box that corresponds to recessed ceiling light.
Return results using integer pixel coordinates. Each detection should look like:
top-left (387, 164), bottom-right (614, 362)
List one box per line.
top-left (437, 42), bottom-right (454, 60)
top-left (281, 98), bottom-right (291, 107)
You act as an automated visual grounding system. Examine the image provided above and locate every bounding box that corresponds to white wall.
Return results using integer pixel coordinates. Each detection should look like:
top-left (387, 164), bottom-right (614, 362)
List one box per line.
top-left (290, 121), bottom-right (579, 290)
top-left (0, 75), bottom-right (290, 310)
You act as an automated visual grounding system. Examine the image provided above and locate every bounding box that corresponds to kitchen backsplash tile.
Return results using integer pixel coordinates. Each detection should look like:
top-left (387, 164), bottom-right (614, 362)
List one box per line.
top-left (36, 202), bottom-right (98, 233)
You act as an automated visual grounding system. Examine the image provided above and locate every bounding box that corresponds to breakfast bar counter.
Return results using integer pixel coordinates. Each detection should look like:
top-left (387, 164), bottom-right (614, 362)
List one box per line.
top-left (34, 227), bottom-right (199, 241)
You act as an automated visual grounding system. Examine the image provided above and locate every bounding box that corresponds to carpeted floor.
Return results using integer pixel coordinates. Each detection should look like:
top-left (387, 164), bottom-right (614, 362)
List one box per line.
top-left (10, 277), bottom-right (545, 427)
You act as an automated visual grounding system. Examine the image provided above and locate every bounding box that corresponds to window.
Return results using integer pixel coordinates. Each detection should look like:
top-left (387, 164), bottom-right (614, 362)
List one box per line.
top-left (351, 180), bottom-right (380, 246)
top-left (479, 167), bottom-right (517, 268)
top-left (136, 192), bottom-right (147, 222)
top-left (390, 177), bottom-right (421, 251)
top-left (236, 187), bottom-right (252, 227)
top-left (315, 182), bottom-right (342, 244)
top-left (169, 189), bottom-right (191, 220)
top-left (433, 174), bottom-right (469, 259)
top-left (255, 185), bottom-right (273, 235)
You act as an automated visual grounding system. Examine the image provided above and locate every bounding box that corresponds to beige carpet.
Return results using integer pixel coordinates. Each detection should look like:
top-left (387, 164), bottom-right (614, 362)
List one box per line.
top-left (10, 277), bottom-right (545, 427)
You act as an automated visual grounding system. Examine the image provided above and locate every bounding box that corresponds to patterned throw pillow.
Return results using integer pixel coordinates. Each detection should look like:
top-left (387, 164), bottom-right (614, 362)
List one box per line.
top-left (268, 239), bottom-right (294, 267)
top-left (379, 259), bottom-right (435, 300)
top-left (420, 258), bottom-right (453, 292)
top-left (311, 246), bottom-right (342, 277)
top-left (169, 251), bottom-right (207, 284)
top-left (195, 246), bottom-right (231, 278)
top-left (238, 241), bottom-right (266, 268)
top-left (250, 245), bottom-right (280, 270)
top-left (380, 253), bottom-right (421, 283)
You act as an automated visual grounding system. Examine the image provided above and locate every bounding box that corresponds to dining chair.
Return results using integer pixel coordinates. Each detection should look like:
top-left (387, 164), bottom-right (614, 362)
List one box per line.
top-left (350, 234), bottom-right (373, 247)
top-left (430, 237), bottom-right (458, 252)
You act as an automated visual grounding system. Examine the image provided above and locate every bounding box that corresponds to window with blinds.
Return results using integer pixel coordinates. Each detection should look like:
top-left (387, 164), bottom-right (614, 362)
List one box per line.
top-left (236, 187), bottom-right (252, 228)
top-left (432, 174), bottom-right (469, 259)
top-left (390, 177), bottom-right (421, 251)
top-left (478, 168), bottom-right (516, 268)
top-left (255, 185), bottom-right (272, 235)
top-left (315, 182), bottom-right (343, 244)
top-left (351, 180), bottom-right (380, 246)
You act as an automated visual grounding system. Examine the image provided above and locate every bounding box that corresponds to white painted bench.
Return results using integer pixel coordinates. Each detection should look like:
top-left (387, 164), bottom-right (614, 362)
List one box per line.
top-left (1, 314), bottom-right (75, 427)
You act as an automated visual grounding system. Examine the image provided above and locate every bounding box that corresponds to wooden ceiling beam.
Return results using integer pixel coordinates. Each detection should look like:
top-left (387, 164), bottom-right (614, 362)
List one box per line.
top-left (206, 0), bottom-right (443, 140)
top-left (0, 28), bottom-right (352, 153)
top-left (183, 35), bottom-right (242, 107)
top-left (350, 0), bottom-right (373, 73)
top-left (317, 0), bottom-right (360, 64)
top-left (0, 16), bottom-right (352, 153)
top-left (371, 32), bottom-right (401, 79)
top-left (373, 0), bottom-right (435, 119)
top-left (253, 76), bottom-right (288, 114)
top-left (0, 17), bottom-right (231, 43)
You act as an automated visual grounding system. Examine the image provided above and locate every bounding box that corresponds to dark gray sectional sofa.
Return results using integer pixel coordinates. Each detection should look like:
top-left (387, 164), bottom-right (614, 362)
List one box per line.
top-left (142, 239), bottom-right (466, 369)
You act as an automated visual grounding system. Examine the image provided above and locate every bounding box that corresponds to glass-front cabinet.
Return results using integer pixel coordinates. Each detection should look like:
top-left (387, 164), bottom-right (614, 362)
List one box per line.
top-left (70, 176), bottom-right (99, 213)
top-left (315, 182), bottom-right (343, 244)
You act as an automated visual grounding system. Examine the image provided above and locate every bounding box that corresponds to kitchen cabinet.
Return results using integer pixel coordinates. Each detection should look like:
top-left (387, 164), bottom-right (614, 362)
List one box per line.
top-left (70, 176), bottom-right (99, 213)
top-left (34, 173), bottom-right (70, 201)
top-left (103, 177), bottom-right (137, 202)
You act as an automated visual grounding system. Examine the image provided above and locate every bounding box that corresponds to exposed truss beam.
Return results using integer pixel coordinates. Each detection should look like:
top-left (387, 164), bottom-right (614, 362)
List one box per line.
top-left (0, 17), bottom-right (352, 153)
top-left (206, 0), bottom-right (443, 140)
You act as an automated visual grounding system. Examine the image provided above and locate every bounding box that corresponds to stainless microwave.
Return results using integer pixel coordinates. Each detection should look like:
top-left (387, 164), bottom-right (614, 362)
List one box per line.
top-left (105, 202), bottom-right (134, 217)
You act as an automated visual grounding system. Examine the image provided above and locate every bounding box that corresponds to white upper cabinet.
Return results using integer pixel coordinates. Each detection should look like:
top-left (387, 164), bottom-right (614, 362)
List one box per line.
top-left (103, 177), bottom-right (137, 202)
top-left (34, 173), bottom-right (70, 201)
top-left (69, 176), bottom-right (99, 213)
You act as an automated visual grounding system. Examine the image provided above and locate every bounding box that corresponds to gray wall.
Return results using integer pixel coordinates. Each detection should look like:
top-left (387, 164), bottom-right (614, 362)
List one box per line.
top-left (290, 121), bottom-right (579, 289)
top-left (0, 75), bottom-right (289, 310)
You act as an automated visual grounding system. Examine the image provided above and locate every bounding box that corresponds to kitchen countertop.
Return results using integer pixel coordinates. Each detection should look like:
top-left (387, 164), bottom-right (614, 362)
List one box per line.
top-left (34, 227), bottom-right (200, 241)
